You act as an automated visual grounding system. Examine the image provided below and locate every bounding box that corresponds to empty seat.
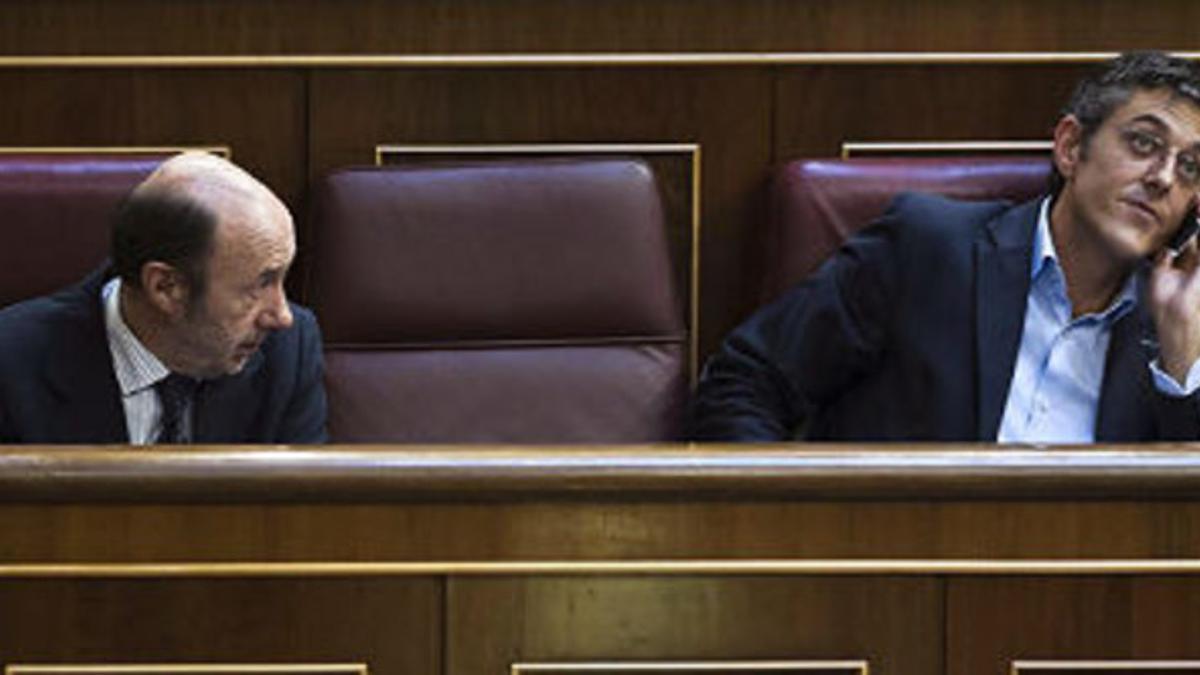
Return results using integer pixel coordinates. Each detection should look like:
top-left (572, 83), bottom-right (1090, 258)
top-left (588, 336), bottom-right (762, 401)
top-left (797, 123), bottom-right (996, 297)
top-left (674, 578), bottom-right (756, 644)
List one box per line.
top-left (0, 154), bottom-right (163, 308)
top-left (310, 157), bottom-right (688, 443)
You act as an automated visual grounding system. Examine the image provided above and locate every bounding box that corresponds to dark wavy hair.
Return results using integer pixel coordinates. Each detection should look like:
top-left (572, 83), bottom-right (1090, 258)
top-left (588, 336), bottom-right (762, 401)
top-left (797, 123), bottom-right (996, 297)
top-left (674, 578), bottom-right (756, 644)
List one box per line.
top-left (1049, 51), bottom-right (1200, 195)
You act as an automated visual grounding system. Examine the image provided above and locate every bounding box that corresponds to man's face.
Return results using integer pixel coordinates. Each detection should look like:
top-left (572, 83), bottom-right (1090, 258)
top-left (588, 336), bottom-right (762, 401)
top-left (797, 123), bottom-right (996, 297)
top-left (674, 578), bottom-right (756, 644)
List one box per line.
top-left (173, 203), bottom-right (296, 378)
top-left (1056, 88), bottom-right (1200, 263)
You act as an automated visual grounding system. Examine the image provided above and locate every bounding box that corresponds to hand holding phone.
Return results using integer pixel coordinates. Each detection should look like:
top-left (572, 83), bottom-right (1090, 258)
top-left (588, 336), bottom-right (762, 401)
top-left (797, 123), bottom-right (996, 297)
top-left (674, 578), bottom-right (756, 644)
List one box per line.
top-left (1167, 204), bottom-right (1200, 252)
top-left (1149, 201), bottom-right (1200, 385)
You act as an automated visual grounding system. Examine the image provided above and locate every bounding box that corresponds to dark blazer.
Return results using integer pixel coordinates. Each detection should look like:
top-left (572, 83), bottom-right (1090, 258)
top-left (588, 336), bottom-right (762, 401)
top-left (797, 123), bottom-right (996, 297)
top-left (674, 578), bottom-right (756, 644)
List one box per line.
top-left (689, 192), bottom-right (1200, 442)
top-left (0, 266), bottom-right (327, 443)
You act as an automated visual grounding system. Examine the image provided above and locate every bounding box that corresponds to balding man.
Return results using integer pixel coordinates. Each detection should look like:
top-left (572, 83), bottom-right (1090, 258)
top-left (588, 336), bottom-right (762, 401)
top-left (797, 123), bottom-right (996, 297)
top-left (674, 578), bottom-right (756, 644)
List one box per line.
top-left (0, 152), bottom-right (327, 443)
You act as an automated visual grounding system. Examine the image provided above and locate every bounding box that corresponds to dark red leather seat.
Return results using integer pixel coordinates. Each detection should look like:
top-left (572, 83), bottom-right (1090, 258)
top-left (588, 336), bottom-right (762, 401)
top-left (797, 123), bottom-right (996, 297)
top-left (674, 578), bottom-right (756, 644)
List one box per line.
top-left (310, 157), bottom-right (688, 443)
top-left (0, 154), bottom-right (163, 308)
top-left (762, 156), bottom-right (1052, 302)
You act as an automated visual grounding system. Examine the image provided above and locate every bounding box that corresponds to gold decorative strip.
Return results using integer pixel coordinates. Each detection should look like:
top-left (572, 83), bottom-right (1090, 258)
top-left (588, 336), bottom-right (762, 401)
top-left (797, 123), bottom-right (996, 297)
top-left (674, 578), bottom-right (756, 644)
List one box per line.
top-left (512, 660), bottom-right (868, 675)
top-left (374, 143), bottom-right (700, 163)
top-left (0, 51), bottom-right (1196, 69)
top-left (373, 142), bottom-right (702, 385)
top-left (841, 140), bottom-right (1053, 159)
top-left (5, 559), bottom-right (1200, 578)
top-left (0, 146), bottom-right (231, 158)
top-left (6, 665), bottom-right (366, 675)
top-left (1013, 661), bottom-right (1200, 674)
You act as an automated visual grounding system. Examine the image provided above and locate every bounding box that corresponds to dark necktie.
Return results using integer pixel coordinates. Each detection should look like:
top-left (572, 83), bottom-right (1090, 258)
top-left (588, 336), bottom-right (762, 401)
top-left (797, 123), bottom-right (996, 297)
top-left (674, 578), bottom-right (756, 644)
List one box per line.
top-left (155, 373), bottom-right (198, 444)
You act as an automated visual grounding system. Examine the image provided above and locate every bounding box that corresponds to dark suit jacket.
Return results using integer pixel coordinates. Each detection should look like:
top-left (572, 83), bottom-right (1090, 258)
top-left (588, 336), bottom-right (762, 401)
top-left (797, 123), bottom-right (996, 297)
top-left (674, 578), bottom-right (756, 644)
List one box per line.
top-left (689, 193), bottom-right (1200, 442)
top-left (0, 266), bottom-right (327, 443)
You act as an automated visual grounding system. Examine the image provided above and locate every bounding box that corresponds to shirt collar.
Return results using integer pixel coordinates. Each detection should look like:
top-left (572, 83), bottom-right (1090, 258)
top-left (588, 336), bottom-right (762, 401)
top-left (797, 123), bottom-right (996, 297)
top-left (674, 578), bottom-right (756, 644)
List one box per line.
top-left (1032, 197), bottom-right (1138, 323)
top-left (1031, 197), bottom-right (1058, 281)
top-left (103, 277), bottom-right (171, 396)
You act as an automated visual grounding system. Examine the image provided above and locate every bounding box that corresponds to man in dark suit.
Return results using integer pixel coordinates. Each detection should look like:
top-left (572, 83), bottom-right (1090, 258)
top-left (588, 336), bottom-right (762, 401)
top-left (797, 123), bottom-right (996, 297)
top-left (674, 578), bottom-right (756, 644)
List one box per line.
top-left (0, 152), bottom-right (327, 443)
top-left (689, 51), bottom-right (1200, 442)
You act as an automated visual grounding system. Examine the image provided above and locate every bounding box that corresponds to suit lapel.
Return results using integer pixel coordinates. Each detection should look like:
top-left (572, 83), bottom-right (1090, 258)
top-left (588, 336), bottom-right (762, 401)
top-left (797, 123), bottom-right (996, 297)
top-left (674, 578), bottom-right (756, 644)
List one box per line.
top-left (44, 269), bottom-right (129, 443)
top-left (1096, 301), bottom-right (1154, 441)
top-left (975, 201), bottom-right (1040, 440)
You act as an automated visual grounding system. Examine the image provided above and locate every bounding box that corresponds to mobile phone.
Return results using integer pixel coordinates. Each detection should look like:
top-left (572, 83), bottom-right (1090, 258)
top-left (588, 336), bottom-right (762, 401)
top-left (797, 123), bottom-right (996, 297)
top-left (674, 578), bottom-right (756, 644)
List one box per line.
top-left (1168, 204), bottom-right (1200, 252)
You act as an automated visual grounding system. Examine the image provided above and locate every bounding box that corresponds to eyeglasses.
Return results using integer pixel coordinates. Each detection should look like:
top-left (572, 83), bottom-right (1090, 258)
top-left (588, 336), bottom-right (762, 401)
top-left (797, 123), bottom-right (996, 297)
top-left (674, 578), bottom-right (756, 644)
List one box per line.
top-left (1120, 126), bottom-right (1200, 188)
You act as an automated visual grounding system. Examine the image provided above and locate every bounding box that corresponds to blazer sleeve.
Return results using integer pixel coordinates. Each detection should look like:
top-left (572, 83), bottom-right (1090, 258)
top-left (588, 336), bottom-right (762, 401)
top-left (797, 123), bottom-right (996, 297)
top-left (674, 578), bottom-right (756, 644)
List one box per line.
top-left (1152, 388), bottom-right (1200, 440)
top-left (276, 306), bottom-right (329, 443)
top-left (687, 213), bottom-right (901, 441)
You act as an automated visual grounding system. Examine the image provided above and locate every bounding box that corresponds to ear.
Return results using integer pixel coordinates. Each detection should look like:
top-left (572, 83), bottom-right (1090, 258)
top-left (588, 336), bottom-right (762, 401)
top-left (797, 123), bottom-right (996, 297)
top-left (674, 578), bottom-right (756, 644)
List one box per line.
top-left (1053, 114), bottom-right (1084, 182)
top-left (140, 261), bottom-right (190, 318)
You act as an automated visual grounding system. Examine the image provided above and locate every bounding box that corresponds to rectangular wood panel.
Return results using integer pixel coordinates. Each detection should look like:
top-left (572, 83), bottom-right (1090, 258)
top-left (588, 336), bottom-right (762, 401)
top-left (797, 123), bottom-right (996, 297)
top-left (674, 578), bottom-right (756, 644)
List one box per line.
top-left (0, 1), bottom-right (1197, 54)
top-left (0, 578), bottom-right (440, 675)
top-left (947, 578), bottom-right (1200, 675)
top-left (446, 576), bottom-right (939, 675)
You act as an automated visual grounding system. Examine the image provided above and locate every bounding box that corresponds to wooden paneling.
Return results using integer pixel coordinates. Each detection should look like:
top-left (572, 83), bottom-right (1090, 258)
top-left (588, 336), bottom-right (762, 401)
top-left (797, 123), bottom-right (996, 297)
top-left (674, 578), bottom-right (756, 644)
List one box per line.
top-left (3, 448), bottom-right (1200, 675)
top-left (0, 70), bottom-right (306, 206)
top-left (0, 1), bottom-right (1197, 55)
top-left (4, 449), bottom-right (1200, 564)
top-left (0, 578), bottom-right (441, 675)
top-left (947, 578), bottom-right (1200, 675)
top-left (308, 67), bottom-right (771, 356)
top-left (447, 577), bottom-right (939, 675)
top-left (3, 500), bottom-right (1200, 563)
top-left (772, 64), bottom-right (1092, 160)
top-left (0, 68), bottom-right (309, 292)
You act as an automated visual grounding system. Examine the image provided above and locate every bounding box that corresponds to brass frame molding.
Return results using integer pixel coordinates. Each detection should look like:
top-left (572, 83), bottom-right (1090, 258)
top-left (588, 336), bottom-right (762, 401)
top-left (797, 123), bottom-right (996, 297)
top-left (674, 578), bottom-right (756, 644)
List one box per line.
top-left (6, 665), bottom-right (367, 675)
top-left (373, 142), bottom-right (702, 384)
top-left (0, 146), bottom-right (231, 158)
top-left (0, 52), bottom-right (1195, 69)
top-left (6, 559), bottom-right (1200, 579)
top-left (512, 660), bottom-right (869, 675)
top-left (1012, 661), bottom-right (1200, 674)
top-left (840, 140), bottom-right (1053, 159)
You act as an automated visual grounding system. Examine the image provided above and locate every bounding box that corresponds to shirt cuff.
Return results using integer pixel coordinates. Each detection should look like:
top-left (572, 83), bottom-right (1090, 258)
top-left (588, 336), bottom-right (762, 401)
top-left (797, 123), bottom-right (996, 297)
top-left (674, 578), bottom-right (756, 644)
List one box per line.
top-left (1150, 358), bottom-right (1200, 397)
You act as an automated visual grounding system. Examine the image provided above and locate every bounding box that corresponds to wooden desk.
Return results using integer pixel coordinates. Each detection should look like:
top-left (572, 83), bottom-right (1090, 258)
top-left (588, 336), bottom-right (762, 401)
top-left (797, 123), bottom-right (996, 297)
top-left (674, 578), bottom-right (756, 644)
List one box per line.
top-left (2, 445), bottom-right (1200, 675)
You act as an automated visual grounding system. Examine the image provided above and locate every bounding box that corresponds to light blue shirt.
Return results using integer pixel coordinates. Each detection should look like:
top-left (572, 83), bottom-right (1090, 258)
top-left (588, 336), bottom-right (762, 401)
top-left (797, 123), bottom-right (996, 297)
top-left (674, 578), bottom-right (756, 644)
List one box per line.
top-left (998, 199), bottom-right (1200, 443)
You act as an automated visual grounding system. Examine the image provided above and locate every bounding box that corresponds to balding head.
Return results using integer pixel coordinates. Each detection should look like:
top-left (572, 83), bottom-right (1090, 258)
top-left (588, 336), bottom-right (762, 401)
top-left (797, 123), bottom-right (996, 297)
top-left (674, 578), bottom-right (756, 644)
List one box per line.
top-left (111, 152), bottom-right (298, 377)
top-left (112, 152), bottom-right (290, 298)
top-left (138, 152), bottom-right (286, 230)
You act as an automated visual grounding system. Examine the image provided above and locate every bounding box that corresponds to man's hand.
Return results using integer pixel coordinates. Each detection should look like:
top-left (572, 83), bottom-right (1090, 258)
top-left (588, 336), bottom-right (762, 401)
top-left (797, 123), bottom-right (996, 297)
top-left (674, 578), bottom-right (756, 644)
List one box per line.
top-left (1149, 236), bottom-right (1200, 385)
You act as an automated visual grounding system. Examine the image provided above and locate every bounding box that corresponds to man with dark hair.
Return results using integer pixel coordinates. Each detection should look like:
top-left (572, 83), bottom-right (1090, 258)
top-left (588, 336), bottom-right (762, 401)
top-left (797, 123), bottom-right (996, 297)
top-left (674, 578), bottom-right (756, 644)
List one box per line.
top-left (0, 152), bottom-right (327, 443)
top-left (690, 51), bottom-right (1200, 442)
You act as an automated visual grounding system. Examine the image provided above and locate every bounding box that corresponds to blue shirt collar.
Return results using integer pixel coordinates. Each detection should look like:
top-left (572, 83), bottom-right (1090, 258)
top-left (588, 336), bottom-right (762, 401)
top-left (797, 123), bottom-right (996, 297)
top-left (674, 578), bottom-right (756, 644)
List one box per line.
top-left (1032, 197), bottom-right (1137, 324)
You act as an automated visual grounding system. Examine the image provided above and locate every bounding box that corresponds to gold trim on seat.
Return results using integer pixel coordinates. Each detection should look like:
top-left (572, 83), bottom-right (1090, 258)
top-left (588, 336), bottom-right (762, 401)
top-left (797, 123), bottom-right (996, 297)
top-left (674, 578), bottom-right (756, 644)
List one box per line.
top-left (512, 661), bottom-right (869, 675)
top-left (0, 146), bottom-right (231, 158)
top-left (840, 140), bottom-right (1053, 159)
top-left (1012, 661), bottom-right (1200, 674)
top-left (6, 665), bottom-right (367, 675)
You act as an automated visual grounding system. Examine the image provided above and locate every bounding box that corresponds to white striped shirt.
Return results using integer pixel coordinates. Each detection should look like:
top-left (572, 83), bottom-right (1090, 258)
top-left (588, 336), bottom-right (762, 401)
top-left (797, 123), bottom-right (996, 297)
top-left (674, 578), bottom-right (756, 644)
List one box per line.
top-left (102, 278), bottom-right (182, 444)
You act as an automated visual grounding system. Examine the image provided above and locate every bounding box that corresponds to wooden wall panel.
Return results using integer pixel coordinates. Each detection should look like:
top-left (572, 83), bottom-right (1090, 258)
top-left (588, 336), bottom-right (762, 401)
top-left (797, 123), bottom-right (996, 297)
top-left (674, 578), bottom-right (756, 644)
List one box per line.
top-left (4, 501), bottom-right (1200, 563)
top-left (0, 70), bottom-right (306, 206)
top-left (0, 1), bottom-right (1196, 55)
top-left (0, 578), bottom-right (442, 675)
top-left (773, 64), bottom-right (1092, 160)
top-left (446, 577), bottom-right (940, 675)
top-left (308, 67), bottom-right (771, 356)
top-left (946, 577), bottom-right (1200, 675)
top-left (0, 68), bottom-right (310, 292)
